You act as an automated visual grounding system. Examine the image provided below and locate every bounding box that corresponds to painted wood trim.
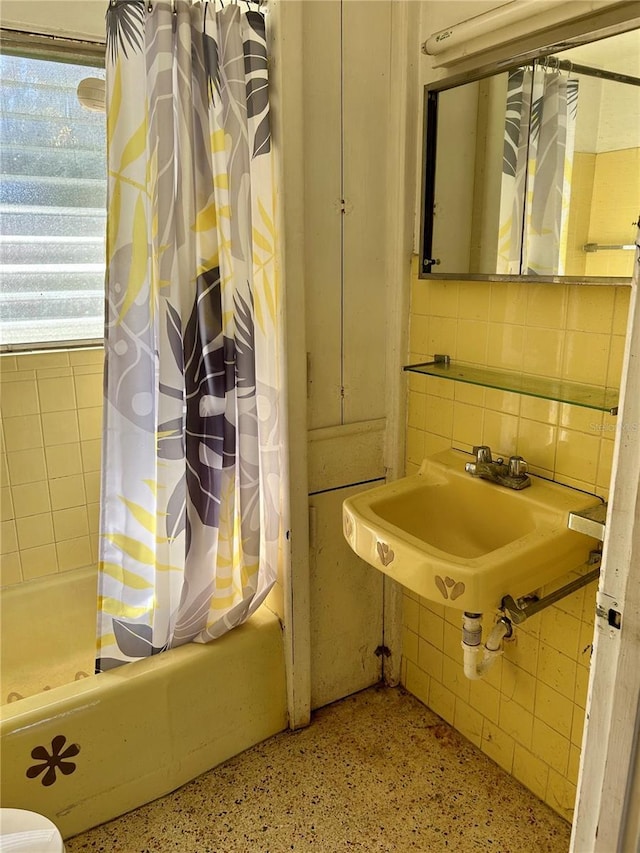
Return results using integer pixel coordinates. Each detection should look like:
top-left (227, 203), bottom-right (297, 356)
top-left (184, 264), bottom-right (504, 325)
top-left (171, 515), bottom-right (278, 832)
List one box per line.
top-left (269, 0), bottom-right (311, 731)
top-left (309, 485), bottom-right (384, 710)
top-left (303, 0), bottom-right (343, 430)
top-left (382, 577), bottom-right (403, 687)
top-left (308, 419), bottom-right (386, 494)
top-left (623, 741), bottom-right (640, 850)
top-left (309, 419), bottom-right (387, 443)
top-left (341, 0), bottom-right (391, 426)
top-left (383, 0), bottom-right (419, 484)
top-left (427, 2), bottom-right (640, 78)
top-left (0, 1), bottom-right (107, 41)
top-left (571, 235), bottom-right (640, 851)
top-left (380, 0), bottom-right (422, 685)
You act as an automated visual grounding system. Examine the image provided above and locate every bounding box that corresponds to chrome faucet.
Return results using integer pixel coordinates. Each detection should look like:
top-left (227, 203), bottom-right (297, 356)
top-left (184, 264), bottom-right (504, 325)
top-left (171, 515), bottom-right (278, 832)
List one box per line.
top-left (464, 445), bottom-right (531, 490)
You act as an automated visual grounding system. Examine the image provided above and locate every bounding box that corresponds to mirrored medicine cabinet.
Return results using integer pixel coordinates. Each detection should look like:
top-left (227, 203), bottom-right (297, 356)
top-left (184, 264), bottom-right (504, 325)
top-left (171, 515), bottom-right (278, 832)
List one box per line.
top-left (420, 25), bottom-right (640, 283)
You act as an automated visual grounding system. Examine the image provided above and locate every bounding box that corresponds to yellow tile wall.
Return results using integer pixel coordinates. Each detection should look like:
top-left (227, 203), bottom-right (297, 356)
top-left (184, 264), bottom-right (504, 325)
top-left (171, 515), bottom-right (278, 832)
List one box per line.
top-left (402, 259), bottom-right (630, 822)
top-left (0, 348), bottom-right (103, 588)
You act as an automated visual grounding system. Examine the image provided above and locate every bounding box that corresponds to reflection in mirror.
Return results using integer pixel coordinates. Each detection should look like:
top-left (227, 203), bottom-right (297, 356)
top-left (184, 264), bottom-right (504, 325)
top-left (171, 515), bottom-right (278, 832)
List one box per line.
top-left (421, 28), bottom-right (640, 280)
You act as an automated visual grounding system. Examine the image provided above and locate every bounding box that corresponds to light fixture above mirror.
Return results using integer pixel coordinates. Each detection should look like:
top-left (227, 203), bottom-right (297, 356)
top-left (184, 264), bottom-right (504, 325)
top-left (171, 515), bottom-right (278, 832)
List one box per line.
top-left (420, 26), bottom-right (640, 283)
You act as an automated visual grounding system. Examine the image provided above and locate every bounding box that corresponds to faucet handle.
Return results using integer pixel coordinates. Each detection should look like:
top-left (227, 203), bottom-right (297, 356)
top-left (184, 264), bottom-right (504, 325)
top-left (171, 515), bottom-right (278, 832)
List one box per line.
top-left (473, 445), bottom-right (492, 463)
top-left (508, 455), bottom-right (528, 478)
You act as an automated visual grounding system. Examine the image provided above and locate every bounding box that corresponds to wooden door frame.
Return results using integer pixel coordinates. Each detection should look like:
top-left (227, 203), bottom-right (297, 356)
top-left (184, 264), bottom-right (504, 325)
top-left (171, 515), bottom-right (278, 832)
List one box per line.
top-left (381, 0), bottom-right (421, 685)
top-left (571, 239), bottom-right (640, 851)
top-left (269, 0), bottom-right (312, 731)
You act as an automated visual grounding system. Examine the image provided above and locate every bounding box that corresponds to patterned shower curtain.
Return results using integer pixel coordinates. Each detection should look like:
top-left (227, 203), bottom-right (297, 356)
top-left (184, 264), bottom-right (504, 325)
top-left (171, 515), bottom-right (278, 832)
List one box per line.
top-left (498, 66), bottom-right (579, 276)
top-left (97, 0), bottom-right (283, 671)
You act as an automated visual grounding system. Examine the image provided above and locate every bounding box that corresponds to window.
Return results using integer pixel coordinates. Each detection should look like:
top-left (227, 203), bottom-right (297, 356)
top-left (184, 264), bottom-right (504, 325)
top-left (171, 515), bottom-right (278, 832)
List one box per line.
top-left (0, 40), bottom-right (106, 349)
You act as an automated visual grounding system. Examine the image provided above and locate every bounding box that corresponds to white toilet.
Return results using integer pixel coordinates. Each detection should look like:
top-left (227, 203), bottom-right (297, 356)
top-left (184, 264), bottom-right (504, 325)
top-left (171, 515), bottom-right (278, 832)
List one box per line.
top-left (0, 809), bottom-right (66, 852)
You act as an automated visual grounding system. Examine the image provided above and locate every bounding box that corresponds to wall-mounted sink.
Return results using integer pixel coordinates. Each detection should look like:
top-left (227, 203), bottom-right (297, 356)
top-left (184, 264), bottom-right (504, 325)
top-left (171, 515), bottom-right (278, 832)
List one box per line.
top-left (343, 449), bottom-right (601, 613)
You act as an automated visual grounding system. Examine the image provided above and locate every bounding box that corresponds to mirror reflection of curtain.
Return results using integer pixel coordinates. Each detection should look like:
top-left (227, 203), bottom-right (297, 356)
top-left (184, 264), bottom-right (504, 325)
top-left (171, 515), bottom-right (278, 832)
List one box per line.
top-left (498, 67), bottom-right (579, 275)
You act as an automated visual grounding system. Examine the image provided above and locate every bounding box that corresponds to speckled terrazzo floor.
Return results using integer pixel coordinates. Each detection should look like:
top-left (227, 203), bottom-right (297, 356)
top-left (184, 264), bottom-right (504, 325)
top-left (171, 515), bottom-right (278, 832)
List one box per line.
top-left (66, 686), bottom-right (570, 853)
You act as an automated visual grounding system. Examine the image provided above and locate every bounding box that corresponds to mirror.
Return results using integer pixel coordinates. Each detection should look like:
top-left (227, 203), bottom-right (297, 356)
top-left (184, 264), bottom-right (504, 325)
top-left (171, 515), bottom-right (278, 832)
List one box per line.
top-left (420, 27), bottom-right (640, 281)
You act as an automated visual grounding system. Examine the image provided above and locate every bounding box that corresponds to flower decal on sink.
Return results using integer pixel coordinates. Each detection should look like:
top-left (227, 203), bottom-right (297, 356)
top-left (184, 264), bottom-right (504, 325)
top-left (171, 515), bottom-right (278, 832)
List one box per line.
top-left (435, 575), bottom-right (465, 601)
top-left (343, 513), bottom-right (353, 541)
top-left (376, 541), bottom-right (395, 566)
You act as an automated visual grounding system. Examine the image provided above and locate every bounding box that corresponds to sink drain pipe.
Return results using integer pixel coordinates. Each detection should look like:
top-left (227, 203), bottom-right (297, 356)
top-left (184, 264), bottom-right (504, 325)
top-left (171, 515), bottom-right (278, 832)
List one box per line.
top-left (462, 612), bottom-right (513, 680)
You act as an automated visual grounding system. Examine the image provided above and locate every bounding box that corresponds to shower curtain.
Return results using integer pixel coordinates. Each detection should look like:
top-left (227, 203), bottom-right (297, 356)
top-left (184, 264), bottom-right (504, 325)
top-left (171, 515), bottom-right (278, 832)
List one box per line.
top-left (498, 66), bottom-right (579, 275)
top-left (97, 0), bottom-right (283, 671)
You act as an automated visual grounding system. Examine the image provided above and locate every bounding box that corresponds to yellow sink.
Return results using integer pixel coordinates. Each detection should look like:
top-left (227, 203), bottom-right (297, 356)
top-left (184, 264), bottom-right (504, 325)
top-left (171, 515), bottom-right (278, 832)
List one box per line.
top-left (343, 449), bottom-right (601, 612)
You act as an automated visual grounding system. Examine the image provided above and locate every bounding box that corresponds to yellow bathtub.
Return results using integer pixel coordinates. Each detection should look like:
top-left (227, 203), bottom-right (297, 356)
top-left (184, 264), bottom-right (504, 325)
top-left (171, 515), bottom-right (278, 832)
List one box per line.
top-left (0, 566), bottom-right (288, 839)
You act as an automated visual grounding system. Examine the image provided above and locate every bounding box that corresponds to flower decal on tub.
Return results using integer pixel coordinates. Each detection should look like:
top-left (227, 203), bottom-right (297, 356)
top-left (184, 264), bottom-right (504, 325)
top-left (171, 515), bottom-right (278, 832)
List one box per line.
top-left (26, 735), bottom-right (80, 786)
top-left (376, 541), bottom-right (395, 567)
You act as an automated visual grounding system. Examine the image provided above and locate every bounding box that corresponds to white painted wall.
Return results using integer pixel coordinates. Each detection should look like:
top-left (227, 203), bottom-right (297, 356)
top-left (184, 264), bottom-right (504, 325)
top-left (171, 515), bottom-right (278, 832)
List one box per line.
top-left (267, 0), bottom-right (311, 729)
top-left (470, 72), bottom-right (507, 271)
top-left (573, 73), bottom-right (640, 155)
top-left (430, 82), bottom-right (478, 272)
top-left (562, 28), bottom-right (640, 153)
top-left (0, 1), bottom-right (106, 41)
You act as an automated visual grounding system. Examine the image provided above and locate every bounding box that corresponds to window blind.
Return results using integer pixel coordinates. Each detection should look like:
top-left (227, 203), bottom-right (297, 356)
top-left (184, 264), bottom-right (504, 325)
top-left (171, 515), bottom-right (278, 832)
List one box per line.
top-left (0, 51), bottom-right (106, 348)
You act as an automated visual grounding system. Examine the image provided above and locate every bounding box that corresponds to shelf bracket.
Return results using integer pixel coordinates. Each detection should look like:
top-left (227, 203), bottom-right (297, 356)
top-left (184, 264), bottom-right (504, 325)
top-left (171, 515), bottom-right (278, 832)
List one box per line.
top-left (502, 550), bottom-right (601, 624)
top-left (403, 353), bottom-right (451, 371)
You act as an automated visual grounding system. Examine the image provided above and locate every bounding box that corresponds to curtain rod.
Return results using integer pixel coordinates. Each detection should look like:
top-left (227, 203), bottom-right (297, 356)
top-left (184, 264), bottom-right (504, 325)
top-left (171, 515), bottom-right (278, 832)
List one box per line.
top-left (545, 56), bottom-right (640, 87)
top-left (583, 242), bottom-right (638, 253)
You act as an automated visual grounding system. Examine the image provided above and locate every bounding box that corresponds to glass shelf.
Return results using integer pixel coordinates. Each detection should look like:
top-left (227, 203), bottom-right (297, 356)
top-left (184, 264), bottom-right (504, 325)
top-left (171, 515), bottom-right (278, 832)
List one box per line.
top-left (404, 356), bottom-right (619, 414)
